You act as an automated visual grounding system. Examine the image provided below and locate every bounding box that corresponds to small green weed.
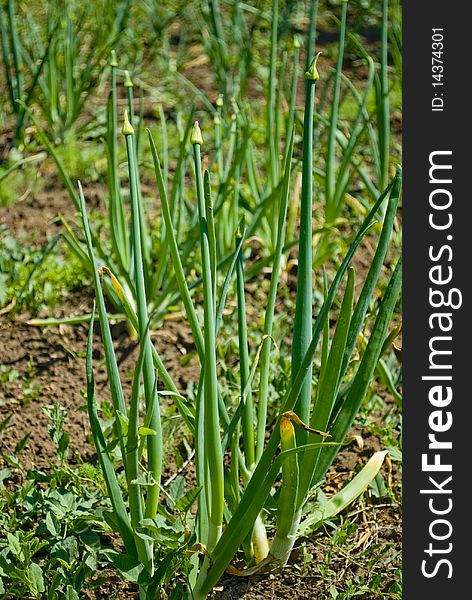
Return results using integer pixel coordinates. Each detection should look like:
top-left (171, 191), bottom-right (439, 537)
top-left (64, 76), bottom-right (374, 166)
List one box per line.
top-left (0, 227), bottom-right (89, 314)
top-left (0, 362), bottom-right (42, 407)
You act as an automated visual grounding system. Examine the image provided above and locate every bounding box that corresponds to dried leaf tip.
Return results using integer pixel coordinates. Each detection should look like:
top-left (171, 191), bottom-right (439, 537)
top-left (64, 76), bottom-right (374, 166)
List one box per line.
top-left (124, 70), bottom-right (133, 88)
top-left (191, 121), bottom-right (203, 146)
top-left (110, 50), bottom-right (118, 67)
top-left (305, 51), bottom-right (322, 81)
top-left (122, 109), bottom-right (134, 136)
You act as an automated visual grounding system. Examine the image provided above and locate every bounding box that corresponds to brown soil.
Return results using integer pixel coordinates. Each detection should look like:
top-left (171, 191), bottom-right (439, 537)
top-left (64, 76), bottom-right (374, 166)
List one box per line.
top-left (1, 182), bottom-right (401, 600)
top-left (0, 173), bottom-right (105, 248)
top-left (0, 178), bottom-right (401, 600)
top-left (0, 26), bottom-right (401, 598)
top-left (0, 292), bottom-right (401, 600)
top-left (0, 310), bottom-right (200, 470)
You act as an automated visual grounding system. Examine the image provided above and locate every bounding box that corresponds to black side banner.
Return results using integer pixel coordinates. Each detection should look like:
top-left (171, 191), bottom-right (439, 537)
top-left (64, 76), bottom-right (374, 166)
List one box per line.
top-left (404, 2), bottom-right (469, 597)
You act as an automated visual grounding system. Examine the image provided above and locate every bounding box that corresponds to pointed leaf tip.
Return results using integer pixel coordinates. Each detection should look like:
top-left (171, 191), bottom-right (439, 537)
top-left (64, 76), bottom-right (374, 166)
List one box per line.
top-left (191, 121), bottom-right (203, 145)
top-left (305, 51), bottom-right (322, 81)
top-left (110, 50), bottom-right (118, 67)
top-left (122, 109), bottom-right (134, 135)
top-left (124, 70), bottom-right (133, 88)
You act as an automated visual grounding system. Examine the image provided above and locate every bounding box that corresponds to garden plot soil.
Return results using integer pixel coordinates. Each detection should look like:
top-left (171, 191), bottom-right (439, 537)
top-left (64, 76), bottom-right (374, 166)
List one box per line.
top-left (0, 310), bottom-right (200, 470)
top-left (0, 298), bottom-right (401, 599)
top-left (1, 184), bottom-right (401, 599)
top-left (0, 28), bottom-right (401, 593)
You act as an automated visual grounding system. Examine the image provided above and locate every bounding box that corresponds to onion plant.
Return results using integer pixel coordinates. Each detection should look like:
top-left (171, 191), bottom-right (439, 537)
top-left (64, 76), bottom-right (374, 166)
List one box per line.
top-left (193, 0), bottom-right (394, 272)
top-left (377, 0), bottom-right (391, 195)
top-left (31, 0), bottom-right (130, 143)
top-left (0, 0), bottom-right (54, 148)
top-left (21, 0), bottom-right (396, 331)
top-left (0, 0), bottom-right (130, 147)
top-left (80, 44), bottom-right (401, 596)
top-left (201, 0), bottom-right (253, 100)
top-left (24, 52), bottom-right (205, 329)
top-left (324, 0), bottom-right (393, 221)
